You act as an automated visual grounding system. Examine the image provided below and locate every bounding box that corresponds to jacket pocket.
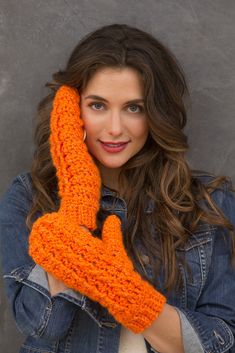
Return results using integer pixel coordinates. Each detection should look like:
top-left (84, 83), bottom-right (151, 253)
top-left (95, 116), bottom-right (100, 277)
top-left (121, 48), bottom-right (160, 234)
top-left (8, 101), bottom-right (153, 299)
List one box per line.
top-left (176, 224), bottom-right (216, 285)
top-left (173, 224), bottom-right (216, 308)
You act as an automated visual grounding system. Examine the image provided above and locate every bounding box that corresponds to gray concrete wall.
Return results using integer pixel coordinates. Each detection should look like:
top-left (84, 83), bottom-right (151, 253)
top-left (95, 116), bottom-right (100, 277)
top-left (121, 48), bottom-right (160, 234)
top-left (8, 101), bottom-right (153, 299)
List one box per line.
top-left (0, 0), bottom-right (234, 352)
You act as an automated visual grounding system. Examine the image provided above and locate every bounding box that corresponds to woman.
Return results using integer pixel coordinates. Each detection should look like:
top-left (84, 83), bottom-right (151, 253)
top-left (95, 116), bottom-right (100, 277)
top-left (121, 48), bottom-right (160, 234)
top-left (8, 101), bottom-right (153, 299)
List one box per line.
top-left (0, 23), bottom-right (235, 353)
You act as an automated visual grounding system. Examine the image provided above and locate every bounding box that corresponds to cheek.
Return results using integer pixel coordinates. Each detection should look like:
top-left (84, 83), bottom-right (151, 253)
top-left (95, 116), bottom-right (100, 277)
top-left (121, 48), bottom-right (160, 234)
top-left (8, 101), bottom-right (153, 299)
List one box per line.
top-left (80, 109), bottom-right (99, 134)
top-left (83, 120), bottom-right (102, 137)
top-left (131, 120), bottom-right (149, 138)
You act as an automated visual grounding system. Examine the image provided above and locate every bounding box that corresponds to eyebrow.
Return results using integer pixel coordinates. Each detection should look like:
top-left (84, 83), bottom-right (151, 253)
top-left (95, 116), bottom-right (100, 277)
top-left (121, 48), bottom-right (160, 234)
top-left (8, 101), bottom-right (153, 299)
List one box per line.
top-left (85, 95), bottom-right (144, 104)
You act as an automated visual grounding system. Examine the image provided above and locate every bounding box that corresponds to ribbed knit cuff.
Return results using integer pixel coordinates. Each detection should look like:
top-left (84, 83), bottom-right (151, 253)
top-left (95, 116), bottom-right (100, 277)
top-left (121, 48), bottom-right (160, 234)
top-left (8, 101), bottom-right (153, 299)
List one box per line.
top-left (100, 269), bottom-right (166, 334)
top-left (59, 197), bottom-right (99, 230)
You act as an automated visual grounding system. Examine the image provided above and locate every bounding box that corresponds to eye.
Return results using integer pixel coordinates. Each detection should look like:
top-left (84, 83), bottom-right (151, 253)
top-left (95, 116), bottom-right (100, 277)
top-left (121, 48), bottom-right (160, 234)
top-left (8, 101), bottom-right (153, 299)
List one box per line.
top-left (89, 102), bottom-right (104, 110)
top-left (88, 102), bottom-right (144, 113)
top-left (127, 104), bottom-right (143, 113)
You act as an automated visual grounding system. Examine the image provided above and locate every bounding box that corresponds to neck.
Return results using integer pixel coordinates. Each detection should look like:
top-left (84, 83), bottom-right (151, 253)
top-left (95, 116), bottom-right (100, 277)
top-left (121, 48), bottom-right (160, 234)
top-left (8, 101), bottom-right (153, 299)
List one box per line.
top-left (95, 159), bottom-right (122, 193)
top-left (92, 156), bottom-right (129, 199)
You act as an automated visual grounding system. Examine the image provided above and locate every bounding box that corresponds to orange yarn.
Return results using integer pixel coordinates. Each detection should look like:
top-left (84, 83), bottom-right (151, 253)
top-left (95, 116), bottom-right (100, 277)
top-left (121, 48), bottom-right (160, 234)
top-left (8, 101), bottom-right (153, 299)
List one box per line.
top-left (28, 85), bottom-right (166, 334)
top-left (50, 85), bottom-right (101, 230)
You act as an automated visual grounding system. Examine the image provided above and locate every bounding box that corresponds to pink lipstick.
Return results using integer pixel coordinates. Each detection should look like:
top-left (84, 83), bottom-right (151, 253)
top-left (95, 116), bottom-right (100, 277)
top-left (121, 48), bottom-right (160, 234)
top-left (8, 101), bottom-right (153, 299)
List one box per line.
top-left (99, 141), bottom-right (129, 153)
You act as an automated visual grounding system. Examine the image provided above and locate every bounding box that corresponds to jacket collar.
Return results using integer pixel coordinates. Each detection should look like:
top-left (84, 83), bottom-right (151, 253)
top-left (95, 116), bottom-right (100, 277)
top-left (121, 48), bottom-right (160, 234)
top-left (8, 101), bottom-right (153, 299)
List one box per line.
top-left (101, 184), bottom-right (154, 213)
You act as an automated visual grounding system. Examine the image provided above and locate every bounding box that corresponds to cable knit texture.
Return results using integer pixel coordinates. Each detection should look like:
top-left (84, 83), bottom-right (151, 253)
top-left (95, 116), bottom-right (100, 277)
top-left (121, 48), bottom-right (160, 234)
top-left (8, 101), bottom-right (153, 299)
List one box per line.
top-left (28, 85), bottom-right (166, 334)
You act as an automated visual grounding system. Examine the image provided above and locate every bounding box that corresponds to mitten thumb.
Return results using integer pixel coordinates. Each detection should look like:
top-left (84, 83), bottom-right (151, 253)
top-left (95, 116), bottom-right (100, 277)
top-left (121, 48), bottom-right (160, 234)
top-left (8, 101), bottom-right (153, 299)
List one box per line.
top-left (101, 214), bottom-right (126, 253)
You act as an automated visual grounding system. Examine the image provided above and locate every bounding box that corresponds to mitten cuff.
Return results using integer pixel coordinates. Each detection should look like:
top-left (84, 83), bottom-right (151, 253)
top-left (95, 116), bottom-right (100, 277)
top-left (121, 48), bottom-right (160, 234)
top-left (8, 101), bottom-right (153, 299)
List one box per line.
top-left (100, 270), bottom-right (166, 334)
top-left (59, 196), bottom-right (100, 230)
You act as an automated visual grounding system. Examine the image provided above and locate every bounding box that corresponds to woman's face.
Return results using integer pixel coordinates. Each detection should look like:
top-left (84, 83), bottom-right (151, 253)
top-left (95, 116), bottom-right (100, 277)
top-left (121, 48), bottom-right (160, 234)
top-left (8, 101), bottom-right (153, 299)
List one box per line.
top-left (80, 67), bottom-right (149, 171)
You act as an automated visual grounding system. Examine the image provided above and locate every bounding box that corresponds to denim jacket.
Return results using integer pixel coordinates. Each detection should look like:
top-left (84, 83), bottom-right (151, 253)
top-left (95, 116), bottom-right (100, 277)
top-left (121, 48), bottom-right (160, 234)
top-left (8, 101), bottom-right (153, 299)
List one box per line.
top-left (0, 171), bottom-right (235, 353)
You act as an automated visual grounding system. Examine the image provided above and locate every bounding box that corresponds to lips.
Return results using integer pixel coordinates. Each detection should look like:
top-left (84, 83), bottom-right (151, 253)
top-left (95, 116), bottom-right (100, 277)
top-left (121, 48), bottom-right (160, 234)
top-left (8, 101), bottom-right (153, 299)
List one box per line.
top-left (99, 140), bottom-right (129, 153)
top-left (100, 140), bottom-right (129, 145)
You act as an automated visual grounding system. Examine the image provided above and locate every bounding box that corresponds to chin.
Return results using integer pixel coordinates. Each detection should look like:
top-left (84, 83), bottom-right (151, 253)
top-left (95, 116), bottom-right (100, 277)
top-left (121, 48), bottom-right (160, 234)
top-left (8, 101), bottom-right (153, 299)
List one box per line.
top-left (100, 161), bottom-right (126, 168)
top-left (97, 157), bottom-right (128, 168)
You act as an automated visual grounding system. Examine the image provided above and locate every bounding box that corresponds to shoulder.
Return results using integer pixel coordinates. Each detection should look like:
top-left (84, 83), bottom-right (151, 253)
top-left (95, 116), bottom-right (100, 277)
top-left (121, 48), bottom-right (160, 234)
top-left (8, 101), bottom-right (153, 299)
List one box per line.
top-left (192, 170), bottom-right (235, 254)
top-left (191, 169), bottom-right (234, 208)
top-left (191, 169), bottom-right (229, 187)
top-left (16, 171), bottom-right (33, 198)
top-left (0, 171), bottom-right (33, 223)
top-left (0, 172), bottom-right (36, 271)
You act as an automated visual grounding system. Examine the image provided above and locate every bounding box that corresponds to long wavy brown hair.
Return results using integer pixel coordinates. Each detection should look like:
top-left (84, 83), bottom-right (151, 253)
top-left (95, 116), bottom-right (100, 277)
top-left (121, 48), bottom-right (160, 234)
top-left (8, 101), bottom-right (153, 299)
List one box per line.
top-left (27, 23), bottom-right (235, 294)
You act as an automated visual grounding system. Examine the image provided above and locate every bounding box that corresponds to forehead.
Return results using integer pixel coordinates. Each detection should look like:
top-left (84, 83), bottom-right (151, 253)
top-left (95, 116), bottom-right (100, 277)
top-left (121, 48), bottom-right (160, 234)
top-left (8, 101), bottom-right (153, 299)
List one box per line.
top-left (82, 67), bottom-right (144, 97)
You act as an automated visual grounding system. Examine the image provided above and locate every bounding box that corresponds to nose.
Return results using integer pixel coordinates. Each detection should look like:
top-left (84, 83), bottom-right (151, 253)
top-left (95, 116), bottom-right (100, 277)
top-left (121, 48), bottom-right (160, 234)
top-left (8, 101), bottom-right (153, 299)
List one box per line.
top-left (106, 110), bottom-right (123, 136)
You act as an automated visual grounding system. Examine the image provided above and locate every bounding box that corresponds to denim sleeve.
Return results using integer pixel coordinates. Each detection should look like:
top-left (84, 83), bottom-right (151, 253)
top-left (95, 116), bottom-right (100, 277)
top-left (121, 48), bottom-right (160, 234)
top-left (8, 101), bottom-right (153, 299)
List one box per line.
top-left (0, 175), bottom-right (82, 339)
top-left (175, 307), bottom-right (204, 353)
top-left (27, 263), bottom-right (85, 303)
top-left (178, 186), bottom-right (235, 353)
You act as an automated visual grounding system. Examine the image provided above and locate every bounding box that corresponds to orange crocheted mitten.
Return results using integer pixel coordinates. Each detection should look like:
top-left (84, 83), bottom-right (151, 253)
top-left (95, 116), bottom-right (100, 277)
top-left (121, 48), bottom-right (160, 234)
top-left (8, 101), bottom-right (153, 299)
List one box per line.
top-left (29, 213), bottom-right (166, 333)
top-left (50, 85), bottom-right (101, 230)
top-left (29, 84), bottom-right (166, 333)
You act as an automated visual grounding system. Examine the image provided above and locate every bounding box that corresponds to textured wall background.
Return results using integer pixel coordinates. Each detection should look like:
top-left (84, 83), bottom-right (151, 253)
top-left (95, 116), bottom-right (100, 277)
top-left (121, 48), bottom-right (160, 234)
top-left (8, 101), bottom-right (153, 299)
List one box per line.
top-left (0, 0), bottom-right (235, 352)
